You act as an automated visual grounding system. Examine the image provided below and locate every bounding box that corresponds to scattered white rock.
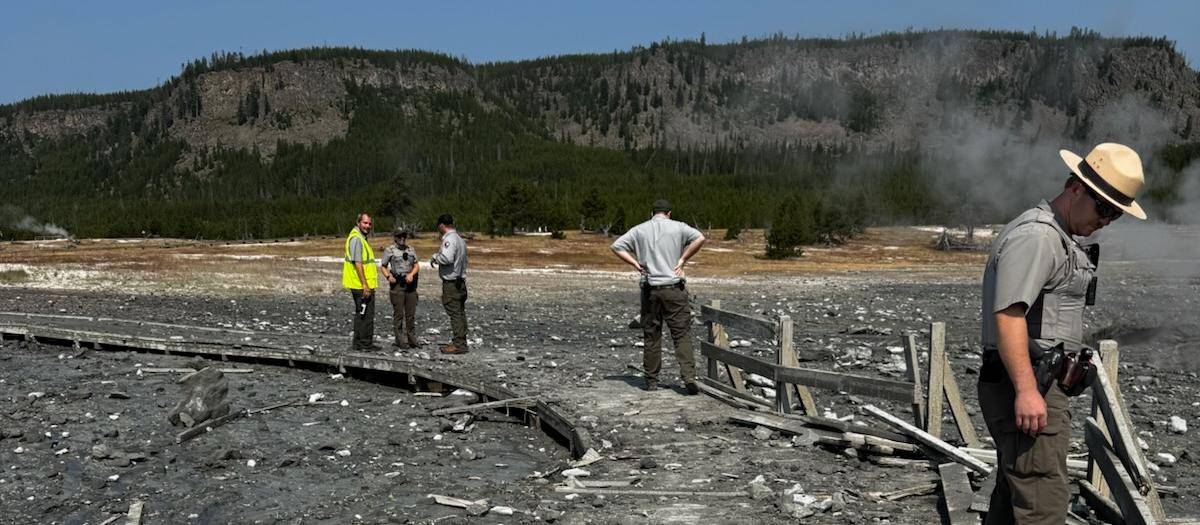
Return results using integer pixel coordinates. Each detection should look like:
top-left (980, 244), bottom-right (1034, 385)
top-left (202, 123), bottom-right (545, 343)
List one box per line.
top-left (550, 336), bottom-right (563, 341)
top-left (450, 389), bottom-right (476, 397)
top-left (247, 459), bottom-right (257, 467)
top-left (329, 374), bottom-right (344, 380)
top-left (1156, 452), bottom-right (1177, 465)
top-left (490, 506), bottom-right (514, 516)
top-left (339, 400), bottom-right (349, 407)
top-left (561, 468), bottom-right (591, 478)
top-left (107, 474), bottom-right (120, 482)
top-left (426, 328), bottom-right (441, 335)
top-left (308, 393), bottom-right (325, 403)
top-left (1169, 416), bottom-right (1187, 434)
top-left (26, 392), bottom-right (46, 399)
top-left (336, 449), bottom-right (351, 457)
top-left (13, 447), bottom-right (24, 454)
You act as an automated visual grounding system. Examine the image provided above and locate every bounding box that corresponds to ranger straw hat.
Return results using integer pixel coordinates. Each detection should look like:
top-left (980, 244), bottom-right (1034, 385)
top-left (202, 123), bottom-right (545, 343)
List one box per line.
top-left (1059, 142), bottom-right (1147, 220)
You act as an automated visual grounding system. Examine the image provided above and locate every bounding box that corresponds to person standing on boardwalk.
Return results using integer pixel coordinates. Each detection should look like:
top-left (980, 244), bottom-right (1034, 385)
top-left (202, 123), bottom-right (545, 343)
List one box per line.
top-left (343, 212), bottom-right (382, 351)
top-left (978, 143), bottom-right (1146, 523)
top-left (611, 199), bottom-right (706, 394)
top-left (381, 228), bottom-right (420, 349)
top-left (430, 213), bottom-right (469, 354)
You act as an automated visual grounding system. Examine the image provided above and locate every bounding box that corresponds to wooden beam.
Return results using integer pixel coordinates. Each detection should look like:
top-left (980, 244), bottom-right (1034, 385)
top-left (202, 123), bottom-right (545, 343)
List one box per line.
top-left (1091, 354), bottom-right (1163, 523)
top-left (176, 409), bottom-right (247, 444)
top-left (729, 412), bottom-right (918, 454)
top-left (706, 300), bottom-right (722, 381)
top-left (902, 333), bottom-right (926, 428)
top-left (699, 341), bottom-right (776, 378)
top-left (698, 376), bottom-right (770, 408)
top-left (862, 404), bottom-right (992, 475)
top-left (1078, 479), bottom-right (1125, 525)
top-left (941, 357), bottom-right (980, 448)
top-left (125, 500), bottom-right (144, 525)
top-left (926, 323), bottom-right (947, 439)
top-left (773, 366), bottom-right (917, 404)
top-left (430, 396), bottom-right (538, 416)
top-left (699, 304), bottom-right (777, 340)
top-left (1085, 418), bottom-right (1155, 525)
top-left (554, 486), bottom-right (747, 498)
top-left (938, 462), bottom-right (978, 525)
top-left (783, 414), bottom-right (911, 444)
top-left (138, 367), bottom-right (255, 374)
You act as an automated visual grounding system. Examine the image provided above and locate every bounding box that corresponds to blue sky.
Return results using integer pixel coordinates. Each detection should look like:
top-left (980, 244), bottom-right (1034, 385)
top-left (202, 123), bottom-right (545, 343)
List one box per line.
top-left (2, 0), bottom-right (1197, 104)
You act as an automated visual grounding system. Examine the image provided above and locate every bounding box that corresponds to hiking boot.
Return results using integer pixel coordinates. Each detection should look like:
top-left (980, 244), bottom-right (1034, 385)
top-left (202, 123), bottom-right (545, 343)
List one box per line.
top-left (685, 382), bottom-right (699, 396)
top-left (643, 379), bottom-right (658, 392)
top-left (440, 344), bottom-right (469, 355)
top-left (406, 335), bottom-right (421, 348)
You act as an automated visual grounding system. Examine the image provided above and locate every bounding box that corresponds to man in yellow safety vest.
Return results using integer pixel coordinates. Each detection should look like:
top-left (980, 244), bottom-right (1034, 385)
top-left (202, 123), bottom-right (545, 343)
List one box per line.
top-left (343, 212), bottom-right (382, 351)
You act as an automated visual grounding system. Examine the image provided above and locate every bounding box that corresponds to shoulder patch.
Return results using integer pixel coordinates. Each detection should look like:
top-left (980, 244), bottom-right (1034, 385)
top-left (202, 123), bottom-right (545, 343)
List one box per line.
top-left (444, 241), bottom-right (450, 248)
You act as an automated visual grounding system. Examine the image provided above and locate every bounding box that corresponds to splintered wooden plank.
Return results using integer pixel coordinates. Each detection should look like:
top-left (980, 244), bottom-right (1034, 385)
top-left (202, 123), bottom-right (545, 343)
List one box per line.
top-left (863, 404), bottom-right (992, 475)
top-left (1078, 480), bottom-right (1125, 525)
top-left (429, 396), bottom-right (538, 416)
top-left (937, 462), bottom-right (978, 525)
top-left (1085, 418), bottom-right (1154, 525)
top-left (1091, 354), bottom-right (1165, 522)
top-left (969, 469), bottom-right (996, 513)
top-left (699, 304), bottom-right (777, 340)
top-left (698, 377), bottom-right (770, 408)
top-left (902, 333), bottom-right (926, 428)
top-left (926, 323), bottom-right (947, 439)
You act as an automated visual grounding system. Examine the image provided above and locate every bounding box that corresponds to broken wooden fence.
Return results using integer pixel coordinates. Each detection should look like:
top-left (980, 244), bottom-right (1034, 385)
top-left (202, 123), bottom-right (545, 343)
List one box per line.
top-left (699, 300), bottom-right (919, 418)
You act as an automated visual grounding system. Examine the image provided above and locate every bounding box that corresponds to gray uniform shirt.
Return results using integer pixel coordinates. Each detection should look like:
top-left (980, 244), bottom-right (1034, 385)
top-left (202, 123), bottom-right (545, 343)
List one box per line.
top-left (432, 229), bottom-right (468, 281)
top-left (611, 215), bottom-right (702, 286)
top-left (981, 200), bottom-right (1094, 353)
top-left (380, 244), bottom-right (418, 277)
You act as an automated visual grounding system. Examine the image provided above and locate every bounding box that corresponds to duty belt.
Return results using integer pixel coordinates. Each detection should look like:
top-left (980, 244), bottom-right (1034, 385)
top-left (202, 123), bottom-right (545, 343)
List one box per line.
top-left (647, 282), bottom-right (684, 290)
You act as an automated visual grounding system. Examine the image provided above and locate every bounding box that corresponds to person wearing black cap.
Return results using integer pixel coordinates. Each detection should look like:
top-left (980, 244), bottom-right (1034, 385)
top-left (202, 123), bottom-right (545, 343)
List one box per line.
top-left (430, 213), bottom-right (470, 354)
top-left (611, 199), bottom-right (706, 394)
top-left (978, 143), bottom-right (1147, 523)
top-left (381, 228), bottom-right (420, 348)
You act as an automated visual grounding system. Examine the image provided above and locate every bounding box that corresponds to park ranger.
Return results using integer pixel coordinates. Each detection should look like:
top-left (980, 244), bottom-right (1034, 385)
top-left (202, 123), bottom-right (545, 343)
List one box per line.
top-left (430, 213), bottom-right (469, 354)
top-left (381, 228), bottom-right (420, 349)
top-left (343, 212), bottom-right (382, 352)
top-left (978, 143), bottom-right (1147, 523)
top-left (611, 199), bottom-right (706, 394)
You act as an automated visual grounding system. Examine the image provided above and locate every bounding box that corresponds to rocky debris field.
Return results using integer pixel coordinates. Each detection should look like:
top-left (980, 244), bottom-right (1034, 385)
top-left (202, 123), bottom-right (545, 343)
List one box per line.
top-left (1, 260), bottom-right (1198, 523)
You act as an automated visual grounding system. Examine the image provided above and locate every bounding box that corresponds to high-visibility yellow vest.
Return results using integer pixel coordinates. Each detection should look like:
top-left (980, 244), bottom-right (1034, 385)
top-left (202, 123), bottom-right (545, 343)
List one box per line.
top-left (342, 228), bottom-right (377, 290)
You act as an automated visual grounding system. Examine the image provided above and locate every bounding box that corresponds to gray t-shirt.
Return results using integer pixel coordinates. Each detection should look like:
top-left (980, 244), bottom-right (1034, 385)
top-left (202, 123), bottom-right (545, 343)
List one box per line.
top-left (380, 244), bottom-right (418, 277)
top-left (980, 200), bottom-right (1071, 350)
top-left (432, 230), bottom-right (468, 280)
top-left (611, 215), bottom-right (702, 286)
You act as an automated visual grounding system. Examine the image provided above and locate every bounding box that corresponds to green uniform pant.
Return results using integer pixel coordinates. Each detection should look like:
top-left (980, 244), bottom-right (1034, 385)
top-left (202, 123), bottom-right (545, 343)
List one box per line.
top-left (350, 289), bottom-right (375, 350)
top-left (388, 283), bottom-right (418, 345)
top-left (642, 285), bottom-right (695, 384)
top-left (441, 279), bottom-right (468, 347)
top-left (978, 377), bottom-right (1071, 525)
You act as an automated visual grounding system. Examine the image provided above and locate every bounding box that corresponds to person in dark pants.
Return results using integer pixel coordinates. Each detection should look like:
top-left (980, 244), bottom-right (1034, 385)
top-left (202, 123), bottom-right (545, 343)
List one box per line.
top-left (978, 143), bottom-right (1147, 524)
top-left (342, 212), bottom-right (382, 351)
top-left (381, 228), bottom-right (420, 348)
top-left (611, 199), bottom-right (706, 394)
top-left (430, 213), bottom-right (469, 354)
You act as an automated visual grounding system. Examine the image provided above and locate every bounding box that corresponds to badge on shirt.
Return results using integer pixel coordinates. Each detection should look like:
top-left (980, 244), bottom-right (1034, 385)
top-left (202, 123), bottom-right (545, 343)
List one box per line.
top-left (444, 242), bottom-right (450, 248)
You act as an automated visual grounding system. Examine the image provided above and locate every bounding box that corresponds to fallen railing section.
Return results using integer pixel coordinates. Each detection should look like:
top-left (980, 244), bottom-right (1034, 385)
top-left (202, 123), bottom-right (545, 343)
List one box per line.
top-left (0, 311), bottom-right (593, 459)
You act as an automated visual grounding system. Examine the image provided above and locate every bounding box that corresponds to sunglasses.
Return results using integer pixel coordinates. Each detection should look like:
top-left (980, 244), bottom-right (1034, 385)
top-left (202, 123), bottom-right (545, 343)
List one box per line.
top-left (1083, 184), bottom-right (1123, 221)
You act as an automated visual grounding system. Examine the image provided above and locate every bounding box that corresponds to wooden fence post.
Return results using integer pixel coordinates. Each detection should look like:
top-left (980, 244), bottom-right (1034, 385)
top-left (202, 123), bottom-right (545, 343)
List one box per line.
top-left (925, 322), bottom-right (946, 438)
top-left (776, 316), bottom-right (817, 416)
top-left (902, 333), bottom-right (926, 429)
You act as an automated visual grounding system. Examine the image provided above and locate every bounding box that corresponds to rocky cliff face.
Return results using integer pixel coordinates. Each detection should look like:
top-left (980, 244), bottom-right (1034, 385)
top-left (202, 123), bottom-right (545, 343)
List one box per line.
top-left (2, 32), bottom-right (1197, 159)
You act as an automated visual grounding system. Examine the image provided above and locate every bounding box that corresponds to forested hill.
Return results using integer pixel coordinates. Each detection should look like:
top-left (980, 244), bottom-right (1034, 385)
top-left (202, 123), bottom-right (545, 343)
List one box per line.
top-left (2, 29), bottom-right (1199, 240)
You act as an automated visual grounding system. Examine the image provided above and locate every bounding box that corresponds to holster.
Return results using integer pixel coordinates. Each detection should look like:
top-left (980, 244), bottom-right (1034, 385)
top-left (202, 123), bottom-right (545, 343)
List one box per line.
top-left (1033, 343), bottom-right (1096, 397)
